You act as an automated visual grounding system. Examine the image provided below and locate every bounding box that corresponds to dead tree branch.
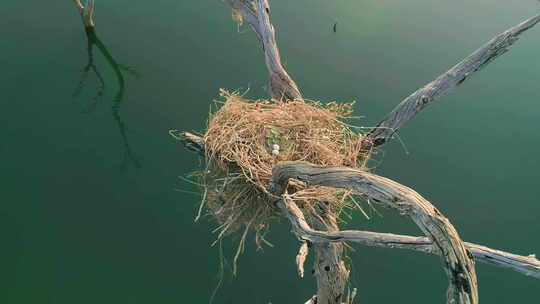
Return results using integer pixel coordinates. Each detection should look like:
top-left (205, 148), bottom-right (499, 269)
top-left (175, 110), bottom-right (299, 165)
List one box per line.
top-left (309, 212), bottom-right (349, 304)
top-left (278, 194), bottom-right (540, 279)
top-left (176, 131), bottom-right (540, 279)
top-left (367, 14), bottom-right (540, 147)
top-left (176, 10), bottom-right (540, 302)
top-left (74, 0), bottom-right (95, 29)
top-left (270, 161), bottom-right (478, 304)
top-left (225, 0), bottom-right (302, 101)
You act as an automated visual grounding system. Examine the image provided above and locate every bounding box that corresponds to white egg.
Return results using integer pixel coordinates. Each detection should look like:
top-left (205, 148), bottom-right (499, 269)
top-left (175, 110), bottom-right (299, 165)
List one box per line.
top-left (272, 149), bottom-right (279, 155)
top-left (273, 144), bottom-right (280, 151)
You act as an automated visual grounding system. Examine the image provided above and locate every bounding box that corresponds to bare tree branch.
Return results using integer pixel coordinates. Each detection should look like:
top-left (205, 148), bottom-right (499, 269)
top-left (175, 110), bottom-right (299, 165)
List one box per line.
top-left (172, 131), bottom-right (205, 156)
top-left (225, 0), bottom-right (302, 101)
top-left (74, 0), bottom-right (95, 29)
top-left (278, 195), bottom-right (540, 279)
top-left (367, 14), bottom-right (540, 147)
top-left (270, 161), bottom-right (478, 304)
top-left (175, 132), bottom-right (540, 280)
top-left (309, 214), bottom-right (349, 304)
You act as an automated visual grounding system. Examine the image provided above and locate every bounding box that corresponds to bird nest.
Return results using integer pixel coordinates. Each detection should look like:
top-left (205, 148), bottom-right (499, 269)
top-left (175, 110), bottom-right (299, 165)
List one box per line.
top-left (194, 90), bottom-right (373, 270)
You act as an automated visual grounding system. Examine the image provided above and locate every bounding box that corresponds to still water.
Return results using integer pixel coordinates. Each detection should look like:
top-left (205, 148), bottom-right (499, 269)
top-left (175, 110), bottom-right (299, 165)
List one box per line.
top-left (2, 0), bottom-right (539, 303)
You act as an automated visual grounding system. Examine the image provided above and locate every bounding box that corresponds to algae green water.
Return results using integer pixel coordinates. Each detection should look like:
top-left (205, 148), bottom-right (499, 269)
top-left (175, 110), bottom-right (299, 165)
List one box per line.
top-left (1, 1), bottom-right (539, 303)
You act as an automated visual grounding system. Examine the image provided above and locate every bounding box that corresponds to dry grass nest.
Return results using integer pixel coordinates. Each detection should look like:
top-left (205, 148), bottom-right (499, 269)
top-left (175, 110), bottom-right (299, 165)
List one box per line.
top-left (195, 90), bottom-right (373, 272)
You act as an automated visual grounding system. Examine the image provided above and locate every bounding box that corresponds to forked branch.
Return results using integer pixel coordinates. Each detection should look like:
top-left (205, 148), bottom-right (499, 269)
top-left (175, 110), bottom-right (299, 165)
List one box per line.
top-left (72, 1), bottom-right (141, 169)
top-left (270, 161), bottom-right (478, 304)
top-left (74, 0), bottom-right (95, 29)
top-left (177, 131), bottom-right (540, 279)
top-left (225, 0), bottom-right (303, 101)
top-left (279, 194), bottom-right (540, 279)
top-left (368, 14), bottom-right (540, 147)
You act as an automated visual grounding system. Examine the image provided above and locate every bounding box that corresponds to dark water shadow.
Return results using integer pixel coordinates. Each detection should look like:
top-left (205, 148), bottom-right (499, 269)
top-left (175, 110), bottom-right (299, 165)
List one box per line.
top-left (73, 28), bottom-right (141, 170)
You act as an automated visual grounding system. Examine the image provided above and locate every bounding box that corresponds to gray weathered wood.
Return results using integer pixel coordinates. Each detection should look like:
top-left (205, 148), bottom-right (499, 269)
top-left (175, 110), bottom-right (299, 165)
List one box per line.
top-left (310, 214), bottom-right (349, 304)
top-left (176, 132), bottom-right (540, 280)
top-left (270, 161), bottom-right (478, 304)
top-left (225, 0), bottom-right (303, 101)
top-left (176, 15), bottom-right (540, 300)
top-left (368, 14), bottom-right (540, 147)
top-left (278, 195), bottom-right (540, 279)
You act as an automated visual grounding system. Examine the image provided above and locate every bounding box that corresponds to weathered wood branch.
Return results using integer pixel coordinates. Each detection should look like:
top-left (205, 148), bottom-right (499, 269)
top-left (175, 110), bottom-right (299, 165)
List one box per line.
top-left (176, 131), bottom-right (540, 279)
top-left (270, 161), bottom-right (478, 304)
top-left (309, 213), bottom-right (349, 304)
top-left (74, 0), bottom-right (95, 29)
top-left (225, 0), bottom-right (302, 101)
top-left (367, 14), bottom-right (540, 147)
top-left (175, 131), bottom-right (205, 156)
top-left (279, 194), bottom-right (540, 279)
top-left (177, 132), bottom-right (348, 302)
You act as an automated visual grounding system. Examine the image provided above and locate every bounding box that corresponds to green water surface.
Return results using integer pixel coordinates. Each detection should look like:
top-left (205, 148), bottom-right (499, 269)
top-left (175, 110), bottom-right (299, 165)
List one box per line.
top-left (2, 0), bottom-right (539, 303)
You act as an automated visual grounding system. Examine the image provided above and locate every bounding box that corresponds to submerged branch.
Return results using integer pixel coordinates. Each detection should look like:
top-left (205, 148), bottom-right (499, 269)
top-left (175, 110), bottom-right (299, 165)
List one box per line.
top-left (225, 0), bottom-right (302, 101)
top-left (368, 14), bottom-right (540, 147)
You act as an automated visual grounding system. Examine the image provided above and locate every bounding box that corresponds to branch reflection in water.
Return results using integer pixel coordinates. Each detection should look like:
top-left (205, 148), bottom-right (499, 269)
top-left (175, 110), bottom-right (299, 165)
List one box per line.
top-left (72, 27), bottom-right (141, 170)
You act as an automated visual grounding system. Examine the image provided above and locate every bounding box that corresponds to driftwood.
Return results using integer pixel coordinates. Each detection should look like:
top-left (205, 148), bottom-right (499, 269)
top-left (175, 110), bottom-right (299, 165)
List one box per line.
top-left (269, 160), bottom-right (482, 303)
top-left (270, 163), bottom-right (477, 303)
top-left (308, 210), bottom-right (350, 304)
top-left (226, 0), bottom-right (303, 102)
top-left (367, 14), bottom-right (540, 147)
